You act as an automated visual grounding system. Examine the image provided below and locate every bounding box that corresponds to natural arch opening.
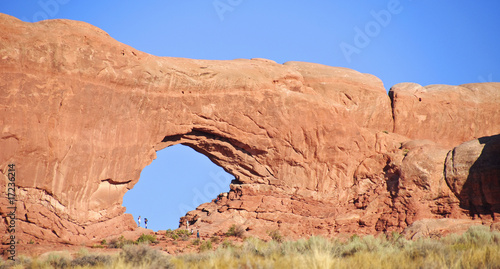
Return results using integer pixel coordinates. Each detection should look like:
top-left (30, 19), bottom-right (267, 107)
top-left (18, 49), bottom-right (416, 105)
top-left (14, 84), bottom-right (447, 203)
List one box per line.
top-left (122, 144), bottom-right (234, 231)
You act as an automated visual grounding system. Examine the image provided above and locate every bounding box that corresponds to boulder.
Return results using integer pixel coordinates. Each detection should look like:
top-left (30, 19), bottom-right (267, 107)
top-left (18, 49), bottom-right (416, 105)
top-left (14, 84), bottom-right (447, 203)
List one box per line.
top-left (445, 134), bottom-right (500, 220)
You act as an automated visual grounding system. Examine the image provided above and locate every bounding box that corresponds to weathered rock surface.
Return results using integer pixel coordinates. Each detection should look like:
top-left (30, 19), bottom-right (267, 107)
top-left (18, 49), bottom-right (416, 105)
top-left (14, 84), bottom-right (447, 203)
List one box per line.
top-left (0, 13), bottom-right (499, 244)
top-left (445, 134), bottom-right (500, 219)
top-left (390, 82), bottom-right (500, 148)
top-left (282, 61), bottom-right (394, 131)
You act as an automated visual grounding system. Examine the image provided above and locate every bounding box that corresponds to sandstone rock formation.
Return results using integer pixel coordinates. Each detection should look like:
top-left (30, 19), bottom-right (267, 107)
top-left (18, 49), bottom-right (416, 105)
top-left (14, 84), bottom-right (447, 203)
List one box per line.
top-left (0, 13), bottom-right (499, 244)
top-left (390, 83), bottom-right (500, 148)
top-left (445, 134), bottom-right (500, 219)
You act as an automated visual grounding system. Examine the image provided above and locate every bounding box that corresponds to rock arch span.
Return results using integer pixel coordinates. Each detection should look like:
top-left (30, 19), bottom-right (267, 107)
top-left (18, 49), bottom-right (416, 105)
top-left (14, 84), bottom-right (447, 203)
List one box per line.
top-left (122, 143), bottom-right (235, 231)
top-left (1, 14), bottom-right (499, 243)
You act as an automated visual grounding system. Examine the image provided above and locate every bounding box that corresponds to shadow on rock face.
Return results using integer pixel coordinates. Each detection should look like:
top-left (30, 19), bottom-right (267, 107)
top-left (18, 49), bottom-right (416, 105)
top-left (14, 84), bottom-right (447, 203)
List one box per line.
top-left (462, 134), bottom-right (500, 217)
top-left (446, 134), bottom-right (500, 219)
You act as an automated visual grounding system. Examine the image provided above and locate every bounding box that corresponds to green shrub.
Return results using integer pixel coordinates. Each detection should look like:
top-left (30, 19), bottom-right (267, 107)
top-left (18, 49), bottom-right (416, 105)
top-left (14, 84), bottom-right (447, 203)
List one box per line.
top-left (166, 229), bottom-right (191, 241)
top-left (70, 254), bottom-right (111, 267)
top-left (120, 244), bottom-right (172, 268)
top-left (136, 233), bottom-right (157, 244)
top-left (221, 239), bottom-right (235, 249)
top-left (4, 225), bottom-right (500, 269)
top-left (210, 235), bottom-right (221, 244)
top-left (199, 240), bottom-right (213, 252)
top-left (165, 229), bottom-right (174, 237)
top-left (242, 237), bottom-right (280, 258)
top-left (460, 225), bottom-right (499, 246)
top-left (407, 238), bottom-right (445, 260)
top-left (166, 229), bottom-right (180, 240)
top-left (165, 229), bottom-right (500, 268)
top-left (269, 230), bottom-right (283, 243)
top-left (176, 229), bottom-right (192, 236)
top-left (108, 235), bottom-right (135, 248)
top-left (342, 235), bottom-right (366, 257)
top-left (45, 252), bottom-right (71, 269)
top-left (226, 224), bottom-right (245, 238)
top-left (192, 238), bottom-right (201, 246)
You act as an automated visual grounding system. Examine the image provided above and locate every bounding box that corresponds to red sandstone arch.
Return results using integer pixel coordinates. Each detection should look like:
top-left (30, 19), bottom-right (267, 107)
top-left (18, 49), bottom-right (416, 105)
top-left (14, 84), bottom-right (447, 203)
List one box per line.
top-left (1, 14), bottom-right (499, 244)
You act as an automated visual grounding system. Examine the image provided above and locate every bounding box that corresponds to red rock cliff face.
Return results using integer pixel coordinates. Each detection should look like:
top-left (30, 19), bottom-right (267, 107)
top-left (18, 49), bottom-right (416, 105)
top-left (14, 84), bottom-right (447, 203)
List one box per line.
top-left (390, 82), bottom-right (500, 148)
top-left (0, 14), bottom-right (499, 243)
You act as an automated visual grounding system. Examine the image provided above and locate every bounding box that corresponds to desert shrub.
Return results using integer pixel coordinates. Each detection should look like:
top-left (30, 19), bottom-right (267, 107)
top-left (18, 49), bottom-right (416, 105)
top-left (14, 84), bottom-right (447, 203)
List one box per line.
top-left (359, 235), bottom-right (384, 252)
top-left (165, 229), bottom-right (174, 237)
top-left (166, 229), bottom-right (183, 240)
top-left (76, 248), bottom-right (90, 257)
top-left (210, 235), bottom-right (221, 244)
top-left (243, 237), bottom-right (280, 257)
top-left (45, 252), bottom-right (71, 269)
top-left (120, 244), bottom-right (173, 268)
top-left (221, 239), bottom-right (235, 249)
top-left (192, 238), bottom-right (201, 246)
top-left (341, 235), bottom-right (366, 257)
top-left (0, 256), bottom-right (33, 269)
top-left (108, 235), bottom-right (135, 248)
top-left (70, 254), bottom-right (111, 267)
top-left (136, 233), bottom-right (157, 244)
top-left (166, 229), bottom-right (191, 241)
top-left (7, 225), bottom-right (500, 269)
top-left (161, 230), bottom-right (500, 268)
top-left (280, 238), bottom-right (307, 255)
top-left (170, 234), bottom-right (179, 240)
top-left (269, 230), bottom-right (283, 243)
top-left (176, 229), bottom-right (192, 236)
top-left (226, 224), bottom-right (245, 238)
top-left (178, 251), bottom-right (213, 264)
top-left (338, 234), bottom-right (393, 257)
top-left (199, 240), bottom-right (213, 252)
top-left (460, 225), bottom-right (500, 246)
top-left (388, 231), bottom-right (402, 242)
top-left (242, 237), bottom-right (263, 254)
top-left (407, 238), bottom-right (446, 260)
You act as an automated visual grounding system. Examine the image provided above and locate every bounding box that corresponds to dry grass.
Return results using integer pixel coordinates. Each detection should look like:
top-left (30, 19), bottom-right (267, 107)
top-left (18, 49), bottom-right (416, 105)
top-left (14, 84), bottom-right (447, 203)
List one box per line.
top-left (2, 225), bottom-right (499, 269)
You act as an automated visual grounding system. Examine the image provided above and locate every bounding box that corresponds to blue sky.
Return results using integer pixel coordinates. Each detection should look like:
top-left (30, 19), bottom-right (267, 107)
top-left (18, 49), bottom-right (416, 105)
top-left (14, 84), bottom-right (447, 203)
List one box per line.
top-left (2, 1), bottom-right (499, 231)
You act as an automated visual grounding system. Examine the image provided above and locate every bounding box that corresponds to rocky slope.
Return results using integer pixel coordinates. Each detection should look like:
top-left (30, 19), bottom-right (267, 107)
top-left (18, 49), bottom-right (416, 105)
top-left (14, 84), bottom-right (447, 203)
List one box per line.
top-left (0, 13), bottom-right (499, 244)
